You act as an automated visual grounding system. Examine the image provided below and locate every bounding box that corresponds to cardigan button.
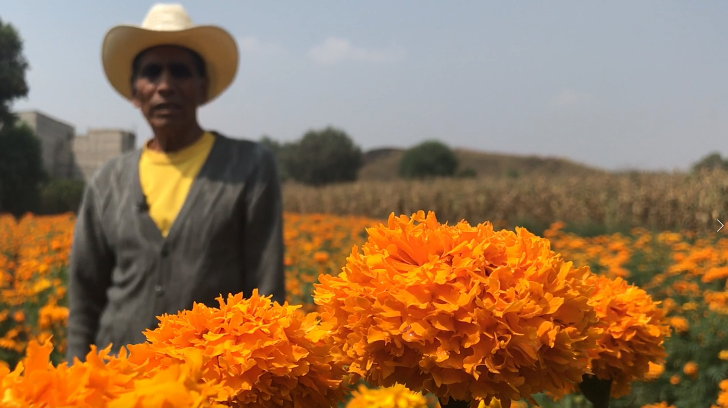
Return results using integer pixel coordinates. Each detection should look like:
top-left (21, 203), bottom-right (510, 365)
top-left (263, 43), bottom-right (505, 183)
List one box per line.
top-left (154, 285), bottom-right (163, 295)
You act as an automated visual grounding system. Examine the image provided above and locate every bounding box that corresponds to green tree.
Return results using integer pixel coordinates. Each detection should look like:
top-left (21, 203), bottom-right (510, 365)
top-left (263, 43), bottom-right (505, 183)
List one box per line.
top-left (286, 127), bottom-right (363, 186)
top-left (0, 19), bottom-right (44, 216)
top-left (0, 17), bottom-right (30, 125)
top-left (0, 122), bottom-right (46, 216)
top-left (259, 135), bottom-right (292, 182)
top-left (692, 151), bottom-right (728, 172)
top-left (398, 140), bottom-right (459, 179)
top-left (39, 178), bottom-right (85, 215)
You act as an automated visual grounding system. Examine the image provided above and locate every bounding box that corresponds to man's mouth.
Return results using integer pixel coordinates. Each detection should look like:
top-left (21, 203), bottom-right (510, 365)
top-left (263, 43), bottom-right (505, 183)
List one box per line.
top-left (153, 103), bottom-right (182, 112)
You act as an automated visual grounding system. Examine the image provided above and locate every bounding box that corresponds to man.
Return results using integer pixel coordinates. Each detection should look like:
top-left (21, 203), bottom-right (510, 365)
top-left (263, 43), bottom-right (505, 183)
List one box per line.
top-left (66, 4), bottom-right (285, 362)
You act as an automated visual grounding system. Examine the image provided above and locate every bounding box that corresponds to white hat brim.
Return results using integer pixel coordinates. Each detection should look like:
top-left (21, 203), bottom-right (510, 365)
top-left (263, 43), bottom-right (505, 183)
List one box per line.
top-left (102, 25), bottom-right (238, 104)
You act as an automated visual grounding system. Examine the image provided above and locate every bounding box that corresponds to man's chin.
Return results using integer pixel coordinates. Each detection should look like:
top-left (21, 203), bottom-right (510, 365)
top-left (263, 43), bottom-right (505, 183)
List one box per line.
top-left (149, 117), bottom-right (186, 129)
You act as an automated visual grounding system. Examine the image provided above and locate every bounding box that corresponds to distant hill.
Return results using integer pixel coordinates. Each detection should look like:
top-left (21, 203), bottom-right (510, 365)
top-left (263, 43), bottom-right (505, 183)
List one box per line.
top-left (358, 147), bottom-right (605, 180)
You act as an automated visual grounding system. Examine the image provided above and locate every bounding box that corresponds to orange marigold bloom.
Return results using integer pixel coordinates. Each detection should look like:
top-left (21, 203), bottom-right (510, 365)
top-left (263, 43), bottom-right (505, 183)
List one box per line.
top-left (702, 266), bottom-right (728, 283)
top-left (682, 302), bottom-right (698, 311)
top-left (719, 350), bottom-right (728, 361)
top-left (705, 291), bottom-right (728, 315)
top-left (108, 350), bottom-right (226, 408)
top-left (682, 361), bottom-right (698, 378)
top-left (0, 339), bottom-right (225, 408)
top-left (669, 375), bottom-right (680, 385)
top-left (668, 316), bottom-right (689, 333)
top-left (715, 379), bottom-right (728, 407)
top-left (314, 251), bottom-right (331, 263)
top-left (644, 362), bottom-right (665, 381)
top-left (0, 339), bottom-right (142, 407)
top-left (661, 298), bottom-right (677, 315)
top-left (345, 384), bottom-right (429, 408)
top-left (582, 275), bottom-right (670, 398)
top-left (127, 289), bottom-right (348, 408)
top-left (640, 403), bottom-right (675, 408)
top-left (477, 399), bottom-right (528, 408)
top-left (314, 211), bottom-right (601, 407)
top-left (672, 281), bottom-right (699, 295)
top-left (11, 311), bottom-right (24, 323)
top-left (38, 304), bottom-right (69, 329)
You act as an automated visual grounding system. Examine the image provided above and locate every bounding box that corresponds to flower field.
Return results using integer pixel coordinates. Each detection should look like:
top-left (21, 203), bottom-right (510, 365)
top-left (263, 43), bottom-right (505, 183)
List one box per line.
top-left (0, 212), bottom-right (727, 407)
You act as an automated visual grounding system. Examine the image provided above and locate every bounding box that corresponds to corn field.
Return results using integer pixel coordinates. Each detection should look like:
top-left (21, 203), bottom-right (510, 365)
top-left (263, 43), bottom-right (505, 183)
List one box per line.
top-left (283, 169), bottom-right (728, 233)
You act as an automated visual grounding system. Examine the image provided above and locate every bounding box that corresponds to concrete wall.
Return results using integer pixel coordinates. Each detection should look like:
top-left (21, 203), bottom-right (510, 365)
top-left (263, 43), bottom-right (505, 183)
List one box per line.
top-left (16, 110), bottom-right (76, 179)
top-left (16, 110), bottom-right (137, 182)
top-left (73, 129), bottom-right (137, 181)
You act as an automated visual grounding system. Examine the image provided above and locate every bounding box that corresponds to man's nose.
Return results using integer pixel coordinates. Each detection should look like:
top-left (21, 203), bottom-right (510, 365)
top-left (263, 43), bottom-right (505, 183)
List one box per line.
top-left (156, 69), bottom-right (176, 94)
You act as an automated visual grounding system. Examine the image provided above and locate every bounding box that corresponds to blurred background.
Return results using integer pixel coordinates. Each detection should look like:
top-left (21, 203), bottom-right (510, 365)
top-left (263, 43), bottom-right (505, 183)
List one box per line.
top-left (3, 1), bottom-right (728, 233)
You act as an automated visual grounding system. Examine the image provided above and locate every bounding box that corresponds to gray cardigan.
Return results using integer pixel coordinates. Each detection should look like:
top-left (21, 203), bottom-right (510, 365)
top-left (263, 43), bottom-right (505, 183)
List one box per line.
top-left (66, 133), bottom-right (285, 362)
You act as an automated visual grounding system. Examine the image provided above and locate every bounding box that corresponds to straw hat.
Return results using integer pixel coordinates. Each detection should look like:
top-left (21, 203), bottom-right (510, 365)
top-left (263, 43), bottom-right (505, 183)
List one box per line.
top-left (102, 3), bottom-right (238, 104)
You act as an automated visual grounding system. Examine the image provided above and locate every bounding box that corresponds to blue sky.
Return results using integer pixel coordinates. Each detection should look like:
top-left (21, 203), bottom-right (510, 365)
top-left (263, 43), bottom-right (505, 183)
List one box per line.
top-left (3, 1), bottom-right (728, 171)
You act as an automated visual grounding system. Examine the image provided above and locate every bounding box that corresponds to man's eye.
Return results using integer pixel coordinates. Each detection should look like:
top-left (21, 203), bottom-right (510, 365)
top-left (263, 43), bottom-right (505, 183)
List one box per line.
top-left (169, 64), bottom-right (192, 78)
top-left (140, 65), bottom-right (162, 79)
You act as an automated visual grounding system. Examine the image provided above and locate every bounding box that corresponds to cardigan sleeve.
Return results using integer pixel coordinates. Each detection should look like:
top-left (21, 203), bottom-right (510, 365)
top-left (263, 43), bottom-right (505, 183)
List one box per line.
top-left (66, 182), bottom-right (114, 363)
top-left (242, 145), bottom-right (286, 303)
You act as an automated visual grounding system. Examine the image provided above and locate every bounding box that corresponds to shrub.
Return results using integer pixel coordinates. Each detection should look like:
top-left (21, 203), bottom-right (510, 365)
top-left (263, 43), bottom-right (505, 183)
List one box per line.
top-left (0, 120), bottom-right (46, 216)
top-left (692, 151), bottom-right (728, 172)
top-left (506, 168), bottom-right (520, 179)
top-left (259, 136), bottom-right (293, 182)
top-left (398, 140), bottom-right (458, 179)
top-left (285, 127), bottom-right (363, 186)
top-left (456, 167), bottom-right (477, 178)
top-left (38, 178), bottom-right (85, 215)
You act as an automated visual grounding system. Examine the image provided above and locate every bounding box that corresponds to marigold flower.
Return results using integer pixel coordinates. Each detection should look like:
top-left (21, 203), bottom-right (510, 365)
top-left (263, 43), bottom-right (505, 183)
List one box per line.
top-left (38, 304), bottom-right (69, 329)
top-left (705, 291), bottom-right (728, 315)
top-left (661, 298), bottom-right (677, 314)
top-left (682, 361), bottom-right (698, 378)
top-left (582, 275), bottom-right (670, 397)
top-left (345, 384), bottom-right (429, 408)
top-left (702, 266), bottom-right (728, 283)
top-left (314, 212), bottom-right (601, 406)
top-left (108, 351), bottom-right (226, 408)
top-left (644, 362), bottom-right (664, 381)
top-left (11, 311), bottom-right (23, 323)
top-left (719, 350), bottom-right (728, 360)
top-left (715, 379), bottom-right (728, 407)
top-left (127, 289), bottom-right (348, 408)
top-left (669, 375), bottom-right (680, 385)
top-left (314, 251), bottom-right (331, 264)
top-left (640, 403), bottom-right (675, 408)
top-left (668, 316), bottom-right (689, 333)
top-left (0, 339), bottom-right (229, 408)
top-left (0, 339), bottom-right (143, 407)
top-left (476, 398), bottom-right (528, 408)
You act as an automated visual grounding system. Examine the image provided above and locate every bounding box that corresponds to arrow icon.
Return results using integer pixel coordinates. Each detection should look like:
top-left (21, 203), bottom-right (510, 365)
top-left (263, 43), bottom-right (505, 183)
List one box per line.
top-left (719, 219), bottom-right (724, 232)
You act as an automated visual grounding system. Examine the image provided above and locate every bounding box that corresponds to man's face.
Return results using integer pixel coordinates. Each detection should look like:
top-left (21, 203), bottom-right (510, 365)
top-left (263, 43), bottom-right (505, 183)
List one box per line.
top-left (131, 46), bottom-right (208, 130)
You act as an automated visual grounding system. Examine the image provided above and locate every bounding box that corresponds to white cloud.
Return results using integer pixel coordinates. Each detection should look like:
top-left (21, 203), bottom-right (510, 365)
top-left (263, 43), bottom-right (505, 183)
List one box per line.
top-left (237, 36), bottom-right (286, 57)
top-left (308, 37), bottom-right (405, 66)
top-left (550, 89), bottom-right (593, 108)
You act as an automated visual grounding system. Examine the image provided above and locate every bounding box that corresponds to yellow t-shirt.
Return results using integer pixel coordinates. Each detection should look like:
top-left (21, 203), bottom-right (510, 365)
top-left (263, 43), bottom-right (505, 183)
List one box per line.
top-left (139, 132), bottom-right (216, 237)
